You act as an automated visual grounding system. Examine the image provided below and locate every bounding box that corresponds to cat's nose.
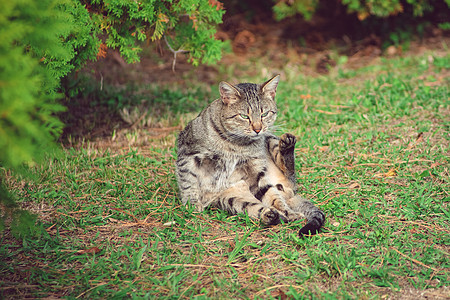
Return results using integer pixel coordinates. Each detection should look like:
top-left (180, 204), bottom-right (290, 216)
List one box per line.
top-left (252, 123), bottom-right (262, 134)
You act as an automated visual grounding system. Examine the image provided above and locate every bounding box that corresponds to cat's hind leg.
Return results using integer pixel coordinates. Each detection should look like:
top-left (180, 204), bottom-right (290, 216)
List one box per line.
top-left (258, 185), bottom-right (304, 222)
top-left (213, 181), bottom-right (283, 225)
top-left (286, 195), bottom-right (325, 236)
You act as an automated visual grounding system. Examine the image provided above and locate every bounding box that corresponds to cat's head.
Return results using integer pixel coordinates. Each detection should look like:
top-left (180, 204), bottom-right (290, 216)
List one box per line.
top-left (218, 75), bottom-right (279, 141)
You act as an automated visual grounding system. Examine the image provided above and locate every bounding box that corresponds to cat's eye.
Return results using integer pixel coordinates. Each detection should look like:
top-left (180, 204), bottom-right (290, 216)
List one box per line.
top-left (240, 114), bottom-right (250, 119)
top-left (261, 112), bottom-right (269, 117)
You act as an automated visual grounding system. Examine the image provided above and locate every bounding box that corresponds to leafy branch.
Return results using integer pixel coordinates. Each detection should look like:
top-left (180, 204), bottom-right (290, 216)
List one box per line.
top-left (164, 35), bottom-right (189, 72)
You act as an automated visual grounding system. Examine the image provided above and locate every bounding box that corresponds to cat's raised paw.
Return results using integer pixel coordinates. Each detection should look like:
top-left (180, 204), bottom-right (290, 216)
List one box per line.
top-left (279, 133), bottom-right (297, 153)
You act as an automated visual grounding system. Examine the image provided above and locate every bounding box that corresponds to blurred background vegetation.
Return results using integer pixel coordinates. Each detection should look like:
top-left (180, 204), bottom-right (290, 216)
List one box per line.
top-left (0, 0), bottom-right (449, 233)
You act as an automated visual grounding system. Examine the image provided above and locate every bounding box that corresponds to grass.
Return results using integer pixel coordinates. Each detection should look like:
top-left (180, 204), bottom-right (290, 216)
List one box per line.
top-left (1, 49), bottom-right (449, 299)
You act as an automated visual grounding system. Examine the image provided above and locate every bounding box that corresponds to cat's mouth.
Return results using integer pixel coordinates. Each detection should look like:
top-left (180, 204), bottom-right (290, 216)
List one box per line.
top-left (249, 127), bottom-right (267, 136)
top-left (245, 130), bottom-right (267, 140)
top-left (250, 131), bottom-right (263, 136)
top-left (225, 130), bottom-right (263, 145)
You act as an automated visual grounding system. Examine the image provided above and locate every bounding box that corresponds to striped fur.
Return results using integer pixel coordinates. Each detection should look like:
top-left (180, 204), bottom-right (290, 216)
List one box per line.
top-left (176, 75), bottom-right (325, 236)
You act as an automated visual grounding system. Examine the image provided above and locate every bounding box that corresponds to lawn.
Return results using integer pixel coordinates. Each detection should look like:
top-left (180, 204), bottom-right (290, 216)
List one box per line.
top-left (1, 48), bottom-right (449, 299)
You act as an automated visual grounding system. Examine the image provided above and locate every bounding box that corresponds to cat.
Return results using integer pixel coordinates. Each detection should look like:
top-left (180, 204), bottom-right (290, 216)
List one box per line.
top-left (175, 75), bottom-right (325, 236)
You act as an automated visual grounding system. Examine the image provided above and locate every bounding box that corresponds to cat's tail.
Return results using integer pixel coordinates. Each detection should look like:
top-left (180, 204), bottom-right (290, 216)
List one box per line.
top-left (294, 198), bottom-right (326, 237)
top-left (299, 210), bottom-right (325, 237)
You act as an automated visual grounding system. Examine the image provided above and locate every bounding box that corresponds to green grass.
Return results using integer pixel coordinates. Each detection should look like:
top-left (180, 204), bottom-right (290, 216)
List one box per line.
top-left (1, 51), bottom-right (449, 299)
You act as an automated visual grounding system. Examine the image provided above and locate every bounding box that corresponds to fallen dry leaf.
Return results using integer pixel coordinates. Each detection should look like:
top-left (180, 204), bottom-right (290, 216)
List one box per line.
top-left (374, 168), bottom-right (397, 178)
top-left (384, 168), bottom-right (397, 177)
top-left (346, 182), bottom-right (360, 189)
top-left (76, 247), bottom-right (101, 255)
top-left (313, 109), bottom-right (340, 115)
top-left (416, 132), bottom-right (424, 142)
top-left (163, 221), bottom-right (176, 226)
top-left (271, 289), bottom-right (288, 300)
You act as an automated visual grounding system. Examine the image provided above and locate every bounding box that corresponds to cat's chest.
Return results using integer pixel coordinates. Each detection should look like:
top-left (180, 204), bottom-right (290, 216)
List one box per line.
top-left (208, 155), bottom-right (243, 185)
top-left (197, 153), bottom-right (256, 190)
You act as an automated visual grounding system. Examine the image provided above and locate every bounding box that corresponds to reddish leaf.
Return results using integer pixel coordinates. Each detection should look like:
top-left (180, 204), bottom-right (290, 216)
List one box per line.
top-left (209, 0), bottom-right (224, 11)
top-left (76, 247), bottom-right (101, 255)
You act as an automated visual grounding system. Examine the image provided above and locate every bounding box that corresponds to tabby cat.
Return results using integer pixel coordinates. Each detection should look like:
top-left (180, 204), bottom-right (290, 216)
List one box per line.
top-left (175, 75), bottom-right (325, 236)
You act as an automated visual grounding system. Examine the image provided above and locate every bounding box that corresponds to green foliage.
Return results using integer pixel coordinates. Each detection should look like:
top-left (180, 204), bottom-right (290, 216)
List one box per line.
top-left (59, 0), bottom-right (102, 74)
top-left (273, 0), bottom-right (447, 21)
top-left (1, 0), bottom-right (226, 169)
top-left (348, 0), bottom-right (441, 18)
top-left (438, 22), bottom-right (450, 30)
top-left (273, 0), bottom-right (319, 21)
top-left (1, 0), bottom-right (225, 169)
top-left (0, 0), bottom-right (71, 236)
top-left (1, 0), bottom-right (226, 235)
top-left (0, 0), bottom-right (68, 171)
top-left (83, 0), bottom-right (226, 65)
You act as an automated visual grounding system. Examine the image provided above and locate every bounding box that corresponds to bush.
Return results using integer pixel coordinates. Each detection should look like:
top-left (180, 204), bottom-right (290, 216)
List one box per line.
top-left (1, 0), bottom-right (226, 234)
top-left (0, 0), bottom-right (69, 235)
top-left (273, 0), bottom-right (449, 21)
top-left (0, 0), bottom-right (69, 171)
top-left (82, 0), bottom-right (225, 65)
top-left (1, 0), bottom-right (226, 170)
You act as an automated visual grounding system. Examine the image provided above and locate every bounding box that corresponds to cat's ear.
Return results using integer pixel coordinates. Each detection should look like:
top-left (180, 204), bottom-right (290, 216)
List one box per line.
top-left (219, 81), bottom-right (241, 105)
top-left (261, 74), bottom-right (280, 99)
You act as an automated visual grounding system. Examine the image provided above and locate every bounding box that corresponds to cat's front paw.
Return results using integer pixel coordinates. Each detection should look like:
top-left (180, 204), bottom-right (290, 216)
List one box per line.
top-left (261, 207), bottom-right (282, 225)
top-left (279, 133), bottom-right (297, 154)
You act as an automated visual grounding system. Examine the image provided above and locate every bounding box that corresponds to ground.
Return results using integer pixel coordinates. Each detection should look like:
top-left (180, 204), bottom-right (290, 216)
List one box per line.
top-left (1, 13), bottom-right (449, 300)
